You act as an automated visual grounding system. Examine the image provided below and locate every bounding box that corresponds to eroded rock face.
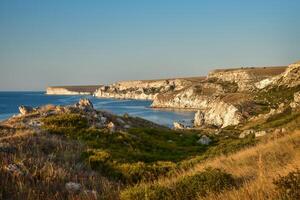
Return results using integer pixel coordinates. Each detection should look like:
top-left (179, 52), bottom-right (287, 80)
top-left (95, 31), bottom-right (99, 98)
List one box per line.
top-left (194, 101), bottom-right (243, 128)
top-left (208, 67), bottom-right (285, 91)
top-left (151, 86), bottom-right (219, 109)
top-left (194, 111), bottom-right (205, 127)
top-left (94, 79), bottom-right (192, 100)
top-left (255, 62), bottom-right (300, 89)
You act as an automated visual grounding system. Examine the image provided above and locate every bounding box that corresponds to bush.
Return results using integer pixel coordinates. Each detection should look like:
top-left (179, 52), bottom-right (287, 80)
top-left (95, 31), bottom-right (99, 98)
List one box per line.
top-left (274, 169), bottom-right (300, 200)
top-left (172, 168), bottom-right (236, 199)
top-left (42, 114), bottom-right (88, 136)
top-left (117, 161), bottom-right (177, 184)
top-left (43, 114), bottom-right (88, 128)
top-left (120, 168), bottom-right (236, 200)
top-left (121, 185), bottom-right (172, 200)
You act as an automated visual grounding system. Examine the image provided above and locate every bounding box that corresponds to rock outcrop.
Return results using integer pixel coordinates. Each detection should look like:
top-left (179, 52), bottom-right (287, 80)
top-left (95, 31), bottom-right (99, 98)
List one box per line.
top-left (290, 91), bottom-right (300, 109)
top-left (19, 106), bottom-right (35, 115)
top-left (208, 66), bottom-right (286, 91)
top-left (255, 62), bottom-right (300, 89)
top-left (194, 101), bottom-right (243, 128)
top-left (173, 122), bottom-right (185, 129)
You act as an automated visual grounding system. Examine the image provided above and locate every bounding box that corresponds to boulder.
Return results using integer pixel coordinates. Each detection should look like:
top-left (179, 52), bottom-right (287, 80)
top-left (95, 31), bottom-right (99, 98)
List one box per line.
top-left (75, 99), bottom-right (94, 111)
top-left (239, 129), bottom-right (255, 138)
top-left (255, 130), bottom-right (267, 137)
top-left (173, 122), bottom-right (185, 129)
top-left (107, 122), bottom-right (116, 133)
top-left (65, 182), bottom-right (81, 193)
top-left (19, 105), bottom-right (34, 115)
top-left (197, 135), bottom-right (212, 145)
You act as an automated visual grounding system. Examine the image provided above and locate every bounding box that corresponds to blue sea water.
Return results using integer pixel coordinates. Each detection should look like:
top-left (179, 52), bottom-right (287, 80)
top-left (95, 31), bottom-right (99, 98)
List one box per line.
top-left (0, 92), bottom-right (195, 127)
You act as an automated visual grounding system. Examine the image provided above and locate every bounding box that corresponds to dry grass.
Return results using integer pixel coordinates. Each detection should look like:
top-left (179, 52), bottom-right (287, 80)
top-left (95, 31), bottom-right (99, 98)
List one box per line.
top-left (211, 66), bottom-right (287, 76)
top-left (121, 130), bottom-right (300, 200)
top-left (201, 130), bottom-right (300, 199)
top-left (0, 128), bottom-right (120, 200)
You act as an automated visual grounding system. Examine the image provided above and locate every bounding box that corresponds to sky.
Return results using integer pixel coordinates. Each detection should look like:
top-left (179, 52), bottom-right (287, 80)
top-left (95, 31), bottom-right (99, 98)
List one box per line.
top-left (0, 0), bottom-right (299, 91)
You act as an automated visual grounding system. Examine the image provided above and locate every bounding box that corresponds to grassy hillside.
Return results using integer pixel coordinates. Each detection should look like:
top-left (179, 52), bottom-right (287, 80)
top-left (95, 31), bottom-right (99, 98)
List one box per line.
top-left (1, 106), bottom-right (299, 199)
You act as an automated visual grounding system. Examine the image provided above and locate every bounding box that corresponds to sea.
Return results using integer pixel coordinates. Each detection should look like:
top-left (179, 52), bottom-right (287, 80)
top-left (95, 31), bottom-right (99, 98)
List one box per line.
top-left (0, 92), bottom-right (195, 127)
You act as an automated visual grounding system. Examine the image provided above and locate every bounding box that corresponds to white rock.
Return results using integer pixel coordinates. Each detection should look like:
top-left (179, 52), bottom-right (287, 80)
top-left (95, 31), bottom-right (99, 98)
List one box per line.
top-left (194, 111), bottom-right (205, 127)
top-left (255, 130), bottom-right (267, 137)
top-left (290, 92), bottom-right (300, 109)
top-left (197, 135), bottom-right (212, 145)
top-left (18, 106), bottom-right (34, 115)
top-left (107, 122), bottom-right (116, 133)
top-left (75, 99), bottom-right (94, 111)
top-left (239, 129), bottom-right (255, 138)
top-left (255, 78), bottom-right (273, 89)
top-left (173, 122), bottom-right (185, 129)
top-left (194, 101), bottom-right (242, 128)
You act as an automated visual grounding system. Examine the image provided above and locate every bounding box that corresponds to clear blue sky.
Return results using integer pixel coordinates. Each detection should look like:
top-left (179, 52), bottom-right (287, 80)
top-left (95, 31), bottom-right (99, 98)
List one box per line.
top-left (0, 0), bottom-right (299, 91)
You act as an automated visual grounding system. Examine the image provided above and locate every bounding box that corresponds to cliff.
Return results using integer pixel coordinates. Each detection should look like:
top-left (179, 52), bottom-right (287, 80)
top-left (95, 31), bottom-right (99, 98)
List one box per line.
top-left (46, 85), bottom-right (100, 95)
top-left (151, 64), bottom-right (300, 128)
top-left (208, 66), bottom-right (286, 91)
top-left (94, 77), bottom-right (205, 100)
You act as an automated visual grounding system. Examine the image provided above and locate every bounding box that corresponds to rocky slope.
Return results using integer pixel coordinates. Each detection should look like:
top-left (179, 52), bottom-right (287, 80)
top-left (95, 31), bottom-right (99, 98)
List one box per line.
top-left (46, 85), bottom-right (100, 95)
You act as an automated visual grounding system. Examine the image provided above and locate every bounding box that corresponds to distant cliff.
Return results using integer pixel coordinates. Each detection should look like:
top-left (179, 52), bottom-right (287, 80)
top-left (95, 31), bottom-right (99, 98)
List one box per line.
top-left (94, 78), bottom-right (205, 100)
top-left (46, 85), bottom-right (100, 95)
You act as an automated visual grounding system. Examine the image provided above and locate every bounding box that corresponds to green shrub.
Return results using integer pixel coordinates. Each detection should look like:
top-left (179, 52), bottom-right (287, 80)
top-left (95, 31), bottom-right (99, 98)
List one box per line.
top-left (121, 185), bottom-right (172, 200)
top-left (42, 114), bottom-right (88, 136)
top-left (274, 169), bottom-right (300, 200)
top-left (121, 168), bottom-right (236, 200)
top-left (43, 114), bottom-right (88, 128)
top-left (172, 168), bottom-right (236, 199)
top-left (117, 161), bottom-right (177, 183)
